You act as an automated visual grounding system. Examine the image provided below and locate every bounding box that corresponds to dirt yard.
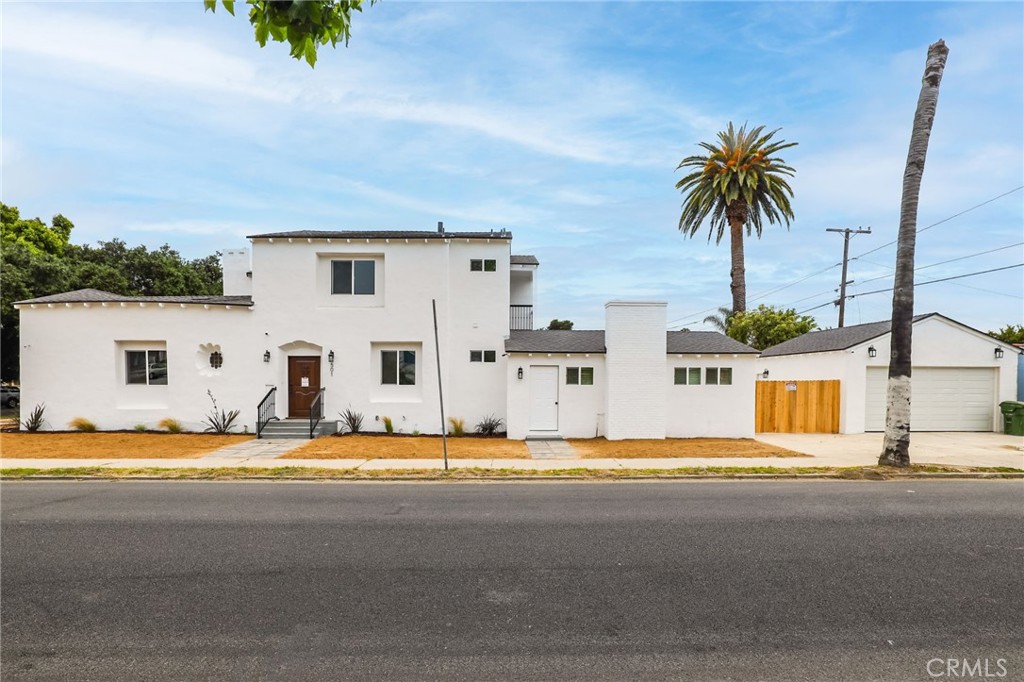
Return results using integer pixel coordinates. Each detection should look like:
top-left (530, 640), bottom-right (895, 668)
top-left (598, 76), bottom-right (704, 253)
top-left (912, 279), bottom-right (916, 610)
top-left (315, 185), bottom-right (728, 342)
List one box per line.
top-left (283, 435), bottom-right (530, 459)
top-left (0, 433), bottom-right (253, 459)
top-left (568, 438), bottom-right (805, 458)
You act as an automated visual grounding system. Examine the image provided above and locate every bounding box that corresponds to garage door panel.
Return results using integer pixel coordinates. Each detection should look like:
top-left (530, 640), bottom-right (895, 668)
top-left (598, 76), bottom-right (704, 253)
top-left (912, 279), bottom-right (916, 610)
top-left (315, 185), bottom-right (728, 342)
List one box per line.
top-left (864, 367), bottom-right (995, 432)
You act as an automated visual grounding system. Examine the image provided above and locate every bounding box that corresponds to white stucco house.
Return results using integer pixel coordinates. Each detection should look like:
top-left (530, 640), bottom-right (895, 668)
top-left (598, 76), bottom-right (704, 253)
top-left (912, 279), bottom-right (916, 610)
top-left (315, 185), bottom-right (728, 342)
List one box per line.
top-left (758, 313), bottom-right (1020, 433)
top-left (16, 227), bottom-right (760, 439)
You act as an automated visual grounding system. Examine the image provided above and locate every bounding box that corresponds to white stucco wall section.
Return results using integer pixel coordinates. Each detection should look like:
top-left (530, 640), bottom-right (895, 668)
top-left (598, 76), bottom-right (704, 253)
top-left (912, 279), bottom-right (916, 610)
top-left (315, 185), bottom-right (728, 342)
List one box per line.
top-left (505, 355), bottom-right (607, 439)
top-left (604, 302), bottom-right (667, 440)
top-left (665, 355), bottom-right (757, 438)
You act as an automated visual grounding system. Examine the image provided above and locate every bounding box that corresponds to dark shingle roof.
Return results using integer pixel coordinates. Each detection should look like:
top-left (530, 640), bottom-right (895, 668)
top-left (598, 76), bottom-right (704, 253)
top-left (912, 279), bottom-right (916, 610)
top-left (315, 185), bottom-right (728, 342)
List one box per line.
top-left (506, 330), bottom-right (758, 354)
top-left (248, 229), bottom-right (512, 240)
top-left (511, 254), bottom-right (539, 265)
top-left (667, 331), bottom-right (759, 354)
top-left (760, 313), bottom-right (936, 357)
top-left (506, 330), bottom-right (606, 353)
top-left (16, 288), bottom-right (253, 307)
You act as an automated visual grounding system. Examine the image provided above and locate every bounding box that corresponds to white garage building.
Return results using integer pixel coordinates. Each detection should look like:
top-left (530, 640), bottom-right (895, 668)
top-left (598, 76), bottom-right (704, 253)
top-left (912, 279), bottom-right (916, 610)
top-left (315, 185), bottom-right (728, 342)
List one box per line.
top-left (759, 313), bottom-right (1020, 433)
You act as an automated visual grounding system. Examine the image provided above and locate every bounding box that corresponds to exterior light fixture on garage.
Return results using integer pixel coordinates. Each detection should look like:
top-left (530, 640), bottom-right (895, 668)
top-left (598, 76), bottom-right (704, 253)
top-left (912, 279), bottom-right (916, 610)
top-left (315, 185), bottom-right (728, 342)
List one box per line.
top-left (868, 346), bottom-right (877, 358)
top-left (994, 347), bottom-right (1004, 359)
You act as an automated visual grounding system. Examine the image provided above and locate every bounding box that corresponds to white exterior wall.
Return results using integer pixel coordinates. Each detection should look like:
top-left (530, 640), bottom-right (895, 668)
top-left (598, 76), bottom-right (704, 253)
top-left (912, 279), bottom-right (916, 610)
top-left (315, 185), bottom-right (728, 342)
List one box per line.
top-left (222, 248), bottom-right (252, 296)
top-left (665, 355), bottom-right (757, 438)
top-left (761, 316), bottom-right (1019, 433)
top-left (18, 236), bottom-right (514, 435)
top-left (604, 302), bottom-right (667, 440)
top-left (18, 304), bottom-right (257, 432)
top-left (505, 354), bottom-right (606, 439)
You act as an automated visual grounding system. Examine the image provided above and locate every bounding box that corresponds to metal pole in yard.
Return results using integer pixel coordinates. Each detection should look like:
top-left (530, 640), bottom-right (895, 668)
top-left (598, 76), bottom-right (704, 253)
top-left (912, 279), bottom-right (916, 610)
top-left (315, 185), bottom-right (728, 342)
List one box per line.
top-left (432, 299), bottom-right (449, 470)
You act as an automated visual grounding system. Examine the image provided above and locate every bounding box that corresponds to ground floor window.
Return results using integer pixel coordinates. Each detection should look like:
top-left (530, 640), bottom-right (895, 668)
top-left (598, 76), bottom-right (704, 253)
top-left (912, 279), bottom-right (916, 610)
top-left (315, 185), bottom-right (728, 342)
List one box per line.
top-left (126, 350), bottom-right (168, 385)
top-left (566, 367), bottom-right (594, 385)
top-left (381, 350), bottom-right (416, 385)
top-left (674, 367), bottom-right (732, 385)
top-left (470, 350), bottom-right (497, 362)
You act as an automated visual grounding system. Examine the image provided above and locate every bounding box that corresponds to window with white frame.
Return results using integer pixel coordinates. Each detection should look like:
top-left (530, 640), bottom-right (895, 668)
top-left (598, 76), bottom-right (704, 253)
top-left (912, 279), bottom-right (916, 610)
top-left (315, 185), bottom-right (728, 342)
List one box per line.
top-left (470, 259), bottom-right (497, 272)
top-left (126, 350), bottom-right (168, 385)
top-left (674, 367), bottom-right (732, 385)
top-left (332, 260), bottom-right (375, 295)
top-left (470, 350), bottom-right (497, 363)
top-left (566, 367), bottom-right (594, 385)
top-left (381, 350), bottom-right (416, 385)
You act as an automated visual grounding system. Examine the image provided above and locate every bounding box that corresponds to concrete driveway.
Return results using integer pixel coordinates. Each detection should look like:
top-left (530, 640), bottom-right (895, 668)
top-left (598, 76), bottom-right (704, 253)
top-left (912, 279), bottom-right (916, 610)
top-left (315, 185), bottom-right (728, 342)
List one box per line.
top-left (755, 432), bottom-right (1024, 468)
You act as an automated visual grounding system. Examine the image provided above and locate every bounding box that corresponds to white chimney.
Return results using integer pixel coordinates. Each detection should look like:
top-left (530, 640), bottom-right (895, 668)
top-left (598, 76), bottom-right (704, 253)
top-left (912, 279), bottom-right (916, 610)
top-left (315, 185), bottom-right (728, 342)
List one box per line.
top-left (604, 301), bottom-right (667, 440)
top-left (222, 248), bottom-right (252, 296)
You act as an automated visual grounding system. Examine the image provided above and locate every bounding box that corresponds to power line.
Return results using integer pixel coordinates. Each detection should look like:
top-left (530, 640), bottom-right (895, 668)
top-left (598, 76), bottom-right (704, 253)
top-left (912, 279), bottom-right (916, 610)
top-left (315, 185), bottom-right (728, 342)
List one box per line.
top-left (849, 241), bottom-right (1023, 287)
top-left (666, 185), bottom-right (1024, 328)
top-left (796, 263), bottom-right (1023, 314)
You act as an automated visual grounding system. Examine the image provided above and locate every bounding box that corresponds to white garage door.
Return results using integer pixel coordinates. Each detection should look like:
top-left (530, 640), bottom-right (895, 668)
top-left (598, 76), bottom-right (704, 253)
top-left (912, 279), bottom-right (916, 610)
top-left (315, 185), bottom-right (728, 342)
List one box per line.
top-left (865, 367), bottom-right (995, 432)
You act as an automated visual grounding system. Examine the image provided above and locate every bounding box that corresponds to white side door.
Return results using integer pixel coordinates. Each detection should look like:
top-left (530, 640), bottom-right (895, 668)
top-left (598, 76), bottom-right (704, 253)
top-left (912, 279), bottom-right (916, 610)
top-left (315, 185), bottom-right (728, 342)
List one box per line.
top-left (529, 366), bottom-right (559, 431)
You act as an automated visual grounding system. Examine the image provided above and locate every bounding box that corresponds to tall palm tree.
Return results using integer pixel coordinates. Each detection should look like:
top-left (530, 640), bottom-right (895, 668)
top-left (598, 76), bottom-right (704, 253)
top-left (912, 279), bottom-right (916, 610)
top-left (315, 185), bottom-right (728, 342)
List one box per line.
top-left (879, 39), bottom-right (949, 468)
top-left (676, 123), bottom-right (797, 313)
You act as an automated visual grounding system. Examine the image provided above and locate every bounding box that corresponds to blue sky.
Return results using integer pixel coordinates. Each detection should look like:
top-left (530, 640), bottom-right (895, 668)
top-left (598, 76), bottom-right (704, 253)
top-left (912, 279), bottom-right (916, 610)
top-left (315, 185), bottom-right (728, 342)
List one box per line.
top-left (3, 1), bottom-right (1022, 332)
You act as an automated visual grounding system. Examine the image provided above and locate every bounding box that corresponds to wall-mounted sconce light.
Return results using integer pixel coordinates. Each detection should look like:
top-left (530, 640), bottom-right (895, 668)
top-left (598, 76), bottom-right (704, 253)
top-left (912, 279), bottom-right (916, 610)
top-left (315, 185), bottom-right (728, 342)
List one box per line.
top-left (994, 347), bottom-right (1004, 359)
top-left (328, 350), bottom-right (335, 363)
top-left (867, 346), bottom-right (877, 358)
top-left (761, 369), bottom-right (770, 379)
top-left (517, 367), bottom-right (524, 380)
top-left (263, 350), bottom-right (271, 363)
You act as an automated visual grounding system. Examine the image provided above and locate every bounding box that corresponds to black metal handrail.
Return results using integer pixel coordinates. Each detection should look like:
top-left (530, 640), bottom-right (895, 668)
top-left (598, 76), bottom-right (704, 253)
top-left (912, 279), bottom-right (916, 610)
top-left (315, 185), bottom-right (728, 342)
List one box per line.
top-left (256, 387), bottom-right (277, 439)
top-left (309, 388), bottom-right (325, 439)
top-left (510, 304), bottom-right (533, 330)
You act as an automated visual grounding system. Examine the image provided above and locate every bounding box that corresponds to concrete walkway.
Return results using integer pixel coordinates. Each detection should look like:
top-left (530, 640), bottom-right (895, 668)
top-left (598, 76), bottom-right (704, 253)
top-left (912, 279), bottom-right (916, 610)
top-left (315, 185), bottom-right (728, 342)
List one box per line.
top-left (3, 433), bottom-right (1021, 472)
top-left (525, 439), bottom-right (579, 459)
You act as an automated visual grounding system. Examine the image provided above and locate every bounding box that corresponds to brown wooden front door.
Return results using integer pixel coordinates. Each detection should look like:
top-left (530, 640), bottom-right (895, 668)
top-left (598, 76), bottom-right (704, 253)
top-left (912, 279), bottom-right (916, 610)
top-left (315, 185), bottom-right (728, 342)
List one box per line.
top-left (755, 379), bottom-right (840, 434)
top-left (288, 356), bottom-right (321, 418)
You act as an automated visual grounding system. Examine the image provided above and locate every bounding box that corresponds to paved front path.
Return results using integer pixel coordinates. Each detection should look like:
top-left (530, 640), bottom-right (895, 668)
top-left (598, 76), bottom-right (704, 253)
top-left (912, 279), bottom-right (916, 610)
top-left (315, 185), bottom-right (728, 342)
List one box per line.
top-left (525, 439), bottom-right (579, 459)
top-left (198, 438), bottom-right (309, 461)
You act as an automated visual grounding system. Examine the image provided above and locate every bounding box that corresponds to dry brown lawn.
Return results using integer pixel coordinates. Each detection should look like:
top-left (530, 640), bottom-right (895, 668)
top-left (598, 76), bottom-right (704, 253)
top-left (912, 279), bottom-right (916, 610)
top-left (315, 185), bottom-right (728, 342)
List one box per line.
top-left (568, 437), bottom-right (806, 458)
top-left (284, 435), bottom-right (529, 459)
top-left (0, 432), bottom-right (253, 459)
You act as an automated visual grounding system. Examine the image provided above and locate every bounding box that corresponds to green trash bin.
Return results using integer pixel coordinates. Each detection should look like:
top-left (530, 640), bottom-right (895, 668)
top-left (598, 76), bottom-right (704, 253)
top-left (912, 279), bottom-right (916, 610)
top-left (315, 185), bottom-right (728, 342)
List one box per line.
top-left (1000, 401), bottom-right (1024, 436)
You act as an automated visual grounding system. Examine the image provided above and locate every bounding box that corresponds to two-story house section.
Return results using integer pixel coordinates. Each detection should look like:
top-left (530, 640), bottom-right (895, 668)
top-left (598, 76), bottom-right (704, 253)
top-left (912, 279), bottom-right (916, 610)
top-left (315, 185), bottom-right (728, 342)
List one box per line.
top-left (16, 226), bottom-right (536, 435)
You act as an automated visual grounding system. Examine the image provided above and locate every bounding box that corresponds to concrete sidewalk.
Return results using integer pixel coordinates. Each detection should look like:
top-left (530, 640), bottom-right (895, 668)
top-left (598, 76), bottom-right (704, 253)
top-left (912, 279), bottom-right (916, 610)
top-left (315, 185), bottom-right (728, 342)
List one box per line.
top-left (3, 432), bottom-right (1021, 472)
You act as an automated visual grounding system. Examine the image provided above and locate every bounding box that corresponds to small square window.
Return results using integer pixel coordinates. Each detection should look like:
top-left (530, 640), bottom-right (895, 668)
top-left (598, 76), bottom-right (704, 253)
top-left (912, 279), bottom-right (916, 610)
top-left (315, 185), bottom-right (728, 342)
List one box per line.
top-left (720, 367), bottom-right (733, 385)
top-left (332, 260), bottom-right (375, 295)
top-left (470, 350), bottom-right (483, 362)
top-left (688, 367), bottom-right (702, 385)
top-left (126, 349), bottom-right (167, 386)
top-left (484, 350), bottom-right (496, 363)
top-left (566, 367), bottom-right (579, 385)
top-left (580, 367), bottom-right (594, 385)
top-left (483, 259), bottom-right (496, 272)
top-left (381, 350), bottom-right (416, 385)
top-left (470, 259), bottom-right (483, 271)
top-left (706, 368), bottom-right (719, 385)
top-left (674, 367), bottom-right (687, 385)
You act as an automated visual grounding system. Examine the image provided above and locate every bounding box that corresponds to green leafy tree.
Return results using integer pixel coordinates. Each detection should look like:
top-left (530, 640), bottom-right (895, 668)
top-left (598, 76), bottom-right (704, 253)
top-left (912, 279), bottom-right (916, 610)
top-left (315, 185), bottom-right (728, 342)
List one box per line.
top-left (1, 202), bottom-right (74, 256)
top-left (546, 319), bottom-right (574, 330)
top-left (676, 123), bottom-right (797, 314)
top-left (989, 324), bottom-right (1024, 345)
top-left (204, 0), bottom-right (377, 68)
top-left (726, 304), bottom-right (816, 351)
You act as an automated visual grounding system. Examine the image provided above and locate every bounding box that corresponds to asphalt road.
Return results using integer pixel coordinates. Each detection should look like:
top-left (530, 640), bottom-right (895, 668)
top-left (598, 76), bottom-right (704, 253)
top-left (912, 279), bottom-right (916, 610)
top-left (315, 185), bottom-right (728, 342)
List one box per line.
top-left (2, 481), bottom-right (1021, 681)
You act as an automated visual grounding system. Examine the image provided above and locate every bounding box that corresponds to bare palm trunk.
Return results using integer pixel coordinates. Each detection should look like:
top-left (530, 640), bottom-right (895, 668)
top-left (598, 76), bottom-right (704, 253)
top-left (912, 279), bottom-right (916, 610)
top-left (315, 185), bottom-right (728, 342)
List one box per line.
top-left (879, 39), bottom-right (949, 467)
top-left (728, 212), bottom-right (747, 314)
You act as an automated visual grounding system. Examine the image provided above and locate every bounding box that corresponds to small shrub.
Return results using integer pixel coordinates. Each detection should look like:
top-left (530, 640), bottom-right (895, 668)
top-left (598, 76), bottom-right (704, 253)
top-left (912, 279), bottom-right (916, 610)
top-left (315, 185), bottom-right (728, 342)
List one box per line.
top-left (202, 390), bottom-right (240, 434)
top-left (69, 417), bottom-right (97, 432)
top-left (340, 407), bottom-right (364, 434)
top-left (134, 423), bottom-right (148, 432)
top-left (411, 429), bottom-right (421, 436)
top-left (158, 417), bottom-right (185, 434)
top-left (475, 414), bottom-right (504, 436)
top-left (448, 416), bottom-right (465, 437)
top-left (21, 403), bottom-right (46, 432)
top-left (381, 415), bottom-right (394, 434)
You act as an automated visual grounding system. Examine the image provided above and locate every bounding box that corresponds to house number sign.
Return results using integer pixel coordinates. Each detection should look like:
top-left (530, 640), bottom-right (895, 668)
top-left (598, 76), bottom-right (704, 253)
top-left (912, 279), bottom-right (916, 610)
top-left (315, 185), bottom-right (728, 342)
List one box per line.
top-left (785, 382), bottom-right (797, 391)
top-left (301, 377), bottom-right (310, 387)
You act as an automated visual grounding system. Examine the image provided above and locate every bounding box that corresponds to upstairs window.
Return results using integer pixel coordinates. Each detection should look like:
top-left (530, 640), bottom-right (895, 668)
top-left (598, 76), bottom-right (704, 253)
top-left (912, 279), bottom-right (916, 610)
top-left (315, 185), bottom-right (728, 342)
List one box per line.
top-left (470, 259), bottom-right (497, 272)
top-left (470, 350), bottom-right (497, 363)
top-left (332, 260), bottom-right (375, 295)
top-left (381, 350), bottom-right (416, 385)
top-left (126, 350), bottom-right (168, 385)
top-left (566, 367), bottom-right (594, 385)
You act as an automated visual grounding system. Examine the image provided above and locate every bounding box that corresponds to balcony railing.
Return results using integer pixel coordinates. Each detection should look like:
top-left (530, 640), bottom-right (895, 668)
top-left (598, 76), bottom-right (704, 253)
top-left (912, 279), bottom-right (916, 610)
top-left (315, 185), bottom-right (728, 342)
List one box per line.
top-left (510, 305), bottom-right (533, 330)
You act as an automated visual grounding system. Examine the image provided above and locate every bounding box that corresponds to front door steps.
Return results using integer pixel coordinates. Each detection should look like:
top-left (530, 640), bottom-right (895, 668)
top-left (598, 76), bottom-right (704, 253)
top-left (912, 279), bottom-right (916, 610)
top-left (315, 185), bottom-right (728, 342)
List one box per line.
top-left (260, 418), bottom-right (331, 440)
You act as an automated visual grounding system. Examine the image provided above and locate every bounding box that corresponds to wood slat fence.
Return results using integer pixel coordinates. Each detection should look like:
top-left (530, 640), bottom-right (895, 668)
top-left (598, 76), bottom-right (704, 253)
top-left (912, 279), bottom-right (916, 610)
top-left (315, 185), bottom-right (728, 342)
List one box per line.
top-left (755, 380), bottom-right (840, 433)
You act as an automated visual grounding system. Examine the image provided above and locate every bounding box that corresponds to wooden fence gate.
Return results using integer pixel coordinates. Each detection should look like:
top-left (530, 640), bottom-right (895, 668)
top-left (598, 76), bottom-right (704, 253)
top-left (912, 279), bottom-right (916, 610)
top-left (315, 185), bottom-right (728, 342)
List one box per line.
top-left (755, 380), bottom-right (840, 433)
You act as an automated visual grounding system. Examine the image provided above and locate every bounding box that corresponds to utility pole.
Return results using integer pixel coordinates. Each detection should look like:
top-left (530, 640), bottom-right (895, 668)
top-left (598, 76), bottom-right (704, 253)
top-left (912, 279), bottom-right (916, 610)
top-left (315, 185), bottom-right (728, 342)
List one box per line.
top-left (826, 226), bottom-right (872, 327)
